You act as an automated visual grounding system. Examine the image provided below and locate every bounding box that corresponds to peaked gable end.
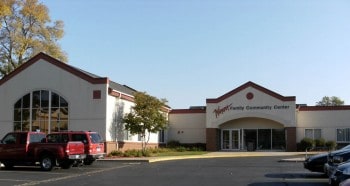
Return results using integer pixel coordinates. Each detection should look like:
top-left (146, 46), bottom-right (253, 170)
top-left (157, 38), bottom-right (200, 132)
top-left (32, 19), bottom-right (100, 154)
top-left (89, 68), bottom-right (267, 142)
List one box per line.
top-left (0, 52), bottom-right (108, 86)
top-left (206, 81), bottom-right (295, 103)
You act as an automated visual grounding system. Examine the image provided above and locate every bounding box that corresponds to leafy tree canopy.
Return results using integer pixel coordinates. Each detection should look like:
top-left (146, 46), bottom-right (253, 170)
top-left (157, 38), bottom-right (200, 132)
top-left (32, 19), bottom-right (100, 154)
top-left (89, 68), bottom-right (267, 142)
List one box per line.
top-left (0, 0), bottom-right (67, 78)
top-left (123, 92), bottom-right (168, 151)
top-left (316, 96), bottom-right (345, 106)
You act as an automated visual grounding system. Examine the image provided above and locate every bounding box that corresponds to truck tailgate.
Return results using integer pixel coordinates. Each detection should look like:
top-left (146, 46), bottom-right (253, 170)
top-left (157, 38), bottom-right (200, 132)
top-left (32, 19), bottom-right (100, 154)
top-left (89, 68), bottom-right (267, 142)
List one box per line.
top-left (66, 141), bottom-right (85, 155)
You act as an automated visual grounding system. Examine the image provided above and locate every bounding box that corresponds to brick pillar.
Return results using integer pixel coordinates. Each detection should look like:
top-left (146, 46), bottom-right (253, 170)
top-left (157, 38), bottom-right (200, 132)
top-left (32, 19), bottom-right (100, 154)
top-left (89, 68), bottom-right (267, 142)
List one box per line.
top-left (206, 128), bottom-right (220, 151)
top-left (285, 127), bottom-right (297, 152)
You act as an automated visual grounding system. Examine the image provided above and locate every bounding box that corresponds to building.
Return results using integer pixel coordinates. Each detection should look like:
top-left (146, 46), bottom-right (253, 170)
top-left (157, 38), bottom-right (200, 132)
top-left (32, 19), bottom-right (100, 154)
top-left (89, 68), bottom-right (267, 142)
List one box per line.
top-left (1, 53), bottom-right (350, 152)
top-left (169, 82), bottom-right (350, 151)
top-left (0, 53), bottom-right (168, 153)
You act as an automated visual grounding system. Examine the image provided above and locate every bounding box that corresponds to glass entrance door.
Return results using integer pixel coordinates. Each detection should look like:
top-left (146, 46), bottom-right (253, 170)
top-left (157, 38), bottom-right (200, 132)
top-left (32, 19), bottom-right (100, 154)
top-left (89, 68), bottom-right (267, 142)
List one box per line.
top-left (222, 129), bottom-right (240, 150)
top-left (231, 130), bottom-right (239, 149)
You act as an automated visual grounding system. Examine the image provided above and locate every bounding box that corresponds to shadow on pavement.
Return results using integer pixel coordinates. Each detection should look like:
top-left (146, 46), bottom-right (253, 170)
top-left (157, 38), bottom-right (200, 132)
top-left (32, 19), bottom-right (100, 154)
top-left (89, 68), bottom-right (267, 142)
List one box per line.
top-left (265, 172), bottom-right (327, 179)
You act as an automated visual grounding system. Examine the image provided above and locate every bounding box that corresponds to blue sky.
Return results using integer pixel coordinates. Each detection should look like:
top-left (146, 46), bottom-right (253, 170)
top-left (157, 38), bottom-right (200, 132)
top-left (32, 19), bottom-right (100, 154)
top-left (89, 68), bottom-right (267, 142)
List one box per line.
top-left (41, 0), bottom-right (350, 109)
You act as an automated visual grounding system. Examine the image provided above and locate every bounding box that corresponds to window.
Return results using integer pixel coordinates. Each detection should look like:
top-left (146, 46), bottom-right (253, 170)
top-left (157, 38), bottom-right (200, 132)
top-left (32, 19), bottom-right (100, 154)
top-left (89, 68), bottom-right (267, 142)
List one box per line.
top-left (159, 130), bottom-right (165, 143)
top-left (72, 134), bottom-right (88, 144)
top-left (305, 129), bottom-right (322, 140)
top-left (337, 128), bottom-right (350, 142)
top-left (13, 90), bottom-right (69, 133)
top-left (2, 133), bottom-right (17, 144)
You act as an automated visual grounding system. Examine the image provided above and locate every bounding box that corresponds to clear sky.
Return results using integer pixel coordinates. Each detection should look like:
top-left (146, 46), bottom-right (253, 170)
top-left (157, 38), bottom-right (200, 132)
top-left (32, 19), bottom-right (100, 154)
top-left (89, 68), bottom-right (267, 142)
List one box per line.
top-left (41, 0), bottom-right (350, 109)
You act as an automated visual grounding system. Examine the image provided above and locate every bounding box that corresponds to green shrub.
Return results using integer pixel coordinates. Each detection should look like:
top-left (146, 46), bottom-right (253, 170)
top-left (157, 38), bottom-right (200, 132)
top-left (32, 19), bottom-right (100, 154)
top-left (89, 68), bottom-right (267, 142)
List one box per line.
top-left (314, 138), bottom-right (326, 147)
top-left (123, 149), bottom-right (139, 157)
top-left (108, 150), bottom-right (123, 157)
top-left (167, 140), bottom-right (181, 148)
top-left (325, 140), bottom-right (337, 150)
top-left (299, 138), bottom-right (315, 151)
top-left (175, 146), bottom-right (187, 152)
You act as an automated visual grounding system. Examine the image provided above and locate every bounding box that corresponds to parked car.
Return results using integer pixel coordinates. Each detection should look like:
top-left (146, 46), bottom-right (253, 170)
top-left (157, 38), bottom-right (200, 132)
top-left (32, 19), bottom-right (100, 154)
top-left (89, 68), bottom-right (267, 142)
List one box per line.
top-left (329, 161), bottom-right (350, 186)
top-left (304, 153), bottom-right (328, 173)
top-left (340, 178), bottom-right (350, 186)
top-left (47, 131), bottom-right (105, 165)
top-left (325, 146), bottom-right (350, 176)
top-left (304, 145), bottom-right (350, 173)
top-left (0, 132), bottom-right (86, 171)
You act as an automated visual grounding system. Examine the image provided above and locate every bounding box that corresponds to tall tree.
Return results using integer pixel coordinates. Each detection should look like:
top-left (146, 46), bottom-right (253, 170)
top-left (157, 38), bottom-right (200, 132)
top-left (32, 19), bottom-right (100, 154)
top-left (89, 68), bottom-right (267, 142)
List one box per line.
top-left (316, 96), bottom-right (345, 106)
top-left (0, 0), bottom-right (67, 78)
top-left (123, 92), bottom-right (168, 153)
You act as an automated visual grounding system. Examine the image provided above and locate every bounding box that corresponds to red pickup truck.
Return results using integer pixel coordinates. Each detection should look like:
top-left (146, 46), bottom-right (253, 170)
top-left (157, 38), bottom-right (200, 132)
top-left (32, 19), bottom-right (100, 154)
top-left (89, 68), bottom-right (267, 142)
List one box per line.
top-left (47, 131), bottom-right (105, 165)
top-left (0, 132), bottom-right (86, 171)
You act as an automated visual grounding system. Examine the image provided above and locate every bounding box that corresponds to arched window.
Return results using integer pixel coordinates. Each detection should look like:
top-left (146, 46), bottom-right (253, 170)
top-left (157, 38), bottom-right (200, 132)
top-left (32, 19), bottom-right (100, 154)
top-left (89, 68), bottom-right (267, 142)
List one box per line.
top-left (14, 90), bottom-right (69, 133)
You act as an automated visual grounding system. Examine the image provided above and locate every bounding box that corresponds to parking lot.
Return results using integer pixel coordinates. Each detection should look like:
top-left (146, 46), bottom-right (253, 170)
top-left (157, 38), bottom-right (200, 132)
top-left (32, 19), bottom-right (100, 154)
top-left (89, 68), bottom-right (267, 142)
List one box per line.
top-left (0, 155), bottom-right (328, 186)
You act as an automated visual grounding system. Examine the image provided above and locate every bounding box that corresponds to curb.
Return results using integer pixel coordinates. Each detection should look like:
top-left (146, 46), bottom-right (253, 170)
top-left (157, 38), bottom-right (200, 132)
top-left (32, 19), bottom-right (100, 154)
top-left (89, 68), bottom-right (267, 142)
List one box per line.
top-left (98, 152), bottom-right (311, 163)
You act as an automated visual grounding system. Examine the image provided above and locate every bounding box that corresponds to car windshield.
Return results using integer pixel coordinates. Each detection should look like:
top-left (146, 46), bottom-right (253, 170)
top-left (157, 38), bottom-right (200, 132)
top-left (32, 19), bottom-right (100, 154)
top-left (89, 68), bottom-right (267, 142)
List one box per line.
top-left (89, 133), bottom-right (103, 143)
top-left (343, 145), bottom-right (350, 150)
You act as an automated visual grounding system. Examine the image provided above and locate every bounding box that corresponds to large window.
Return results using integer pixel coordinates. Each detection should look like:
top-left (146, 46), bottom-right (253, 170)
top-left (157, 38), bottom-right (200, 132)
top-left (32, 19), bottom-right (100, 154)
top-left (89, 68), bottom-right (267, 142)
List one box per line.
top-left (14, 90), bottom-right (68, 133)
top-left (337, 128), bottom-right (350, 143)
top-left (305, 129), bottom-right (322, 140)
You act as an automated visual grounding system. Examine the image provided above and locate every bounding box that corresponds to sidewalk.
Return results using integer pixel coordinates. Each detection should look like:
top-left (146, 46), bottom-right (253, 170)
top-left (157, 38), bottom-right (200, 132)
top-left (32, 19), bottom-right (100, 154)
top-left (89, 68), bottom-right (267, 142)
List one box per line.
top-left (98, 151), bottom-right (320, 163)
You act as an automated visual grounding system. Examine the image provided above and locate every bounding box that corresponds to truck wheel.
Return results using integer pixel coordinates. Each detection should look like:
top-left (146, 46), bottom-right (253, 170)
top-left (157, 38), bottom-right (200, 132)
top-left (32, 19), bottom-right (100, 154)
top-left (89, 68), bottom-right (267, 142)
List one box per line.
top-left (40, 156), bottom-right (54, 171)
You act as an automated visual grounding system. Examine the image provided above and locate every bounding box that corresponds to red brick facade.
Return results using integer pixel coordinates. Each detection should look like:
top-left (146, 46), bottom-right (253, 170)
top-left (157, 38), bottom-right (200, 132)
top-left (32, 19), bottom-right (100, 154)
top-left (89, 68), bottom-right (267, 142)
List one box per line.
top-left (105, 141), bottom-right (160, 154)
top-left (285, 127), bottom-right (297, 152)
top-left (206, 128), bottom-right (220, 151)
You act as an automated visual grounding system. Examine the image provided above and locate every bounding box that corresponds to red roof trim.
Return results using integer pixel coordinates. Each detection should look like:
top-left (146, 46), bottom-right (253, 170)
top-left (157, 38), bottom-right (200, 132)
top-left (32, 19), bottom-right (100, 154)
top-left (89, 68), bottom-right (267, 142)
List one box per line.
top-left (108, 88), bottom-right (171, 113)
top-left (170, 109), bottom-right (206, 114)
top-left (299, 106), bottom-right (350, 111)
top-left (206, 81), bottom-right (295, 103)
top-left (0, 52), bottom-right (108, 86)
top-left (108, 88), bottom-right (135, 102)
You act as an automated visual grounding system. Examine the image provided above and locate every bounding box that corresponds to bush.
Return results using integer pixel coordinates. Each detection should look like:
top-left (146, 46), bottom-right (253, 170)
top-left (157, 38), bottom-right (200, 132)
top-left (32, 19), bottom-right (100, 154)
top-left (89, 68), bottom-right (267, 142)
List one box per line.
top-left (123, 149), bottom-right (141, 157)
top-left (314, 138), bottom-right (326, 147)
top-left (109, 150), bottom-right (123, 157)
top-left (167, 140), bottom-right (181, 148)
top-left (299, 138), bottom-right (315, 151)
top-left (326, 140), bottom-right (337, 150)
top-left (175, 146), bottom-right (187, 152)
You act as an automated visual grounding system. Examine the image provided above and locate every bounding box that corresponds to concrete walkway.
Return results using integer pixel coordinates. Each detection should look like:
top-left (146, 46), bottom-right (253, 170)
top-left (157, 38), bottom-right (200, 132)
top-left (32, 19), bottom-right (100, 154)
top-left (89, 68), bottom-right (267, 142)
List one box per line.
top-left (99, 151), bottom-right (319, 163)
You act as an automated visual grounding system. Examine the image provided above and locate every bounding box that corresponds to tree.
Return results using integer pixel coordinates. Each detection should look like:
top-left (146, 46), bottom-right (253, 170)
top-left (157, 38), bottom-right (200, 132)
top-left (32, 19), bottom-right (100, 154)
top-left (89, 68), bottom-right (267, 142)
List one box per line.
top-left (316, 96), bottom-right (345, 106)
top-left (123, 92), bottom-right (168, 153)
top-left (0, 0), bottom-right (67, 78)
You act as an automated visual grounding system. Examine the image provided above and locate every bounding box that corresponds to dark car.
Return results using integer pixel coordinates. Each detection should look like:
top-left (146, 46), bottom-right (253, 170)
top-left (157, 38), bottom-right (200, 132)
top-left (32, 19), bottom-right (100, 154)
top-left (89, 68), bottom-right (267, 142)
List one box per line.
top-left (326, 145), bottom-right (350, 176)
top-left (304, 153), bottom-right (328, 173)
top-left (329, 161), bottom-right (350, 186)
top-left (304, 145), bottom-right (350, 173)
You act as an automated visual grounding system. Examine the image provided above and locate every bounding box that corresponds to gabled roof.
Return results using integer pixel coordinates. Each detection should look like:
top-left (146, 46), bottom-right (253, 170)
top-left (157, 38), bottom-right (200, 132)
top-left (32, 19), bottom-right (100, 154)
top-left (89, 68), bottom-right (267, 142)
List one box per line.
top-left (0, 52), bottom-right (137, 97)
top-left (0, 52), bottom-right (108, 85)
top-left (206, 81), bottom-right (295, 103)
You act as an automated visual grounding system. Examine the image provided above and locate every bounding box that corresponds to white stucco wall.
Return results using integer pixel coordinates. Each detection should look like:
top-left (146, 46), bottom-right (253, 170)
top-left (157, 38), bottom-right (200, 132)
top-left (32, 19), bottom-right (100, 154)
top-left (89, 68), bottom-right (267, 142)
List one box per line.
top-left (206, 87), bottom-right (296, 129)
top-left (296, 109), bottom-right (350, 142)
top-left (0, 59), bottom-right (108, 139)
top-left (106, 94), bottom-right (165, 143)
top-left (168, 112), bottom-right (206, 144)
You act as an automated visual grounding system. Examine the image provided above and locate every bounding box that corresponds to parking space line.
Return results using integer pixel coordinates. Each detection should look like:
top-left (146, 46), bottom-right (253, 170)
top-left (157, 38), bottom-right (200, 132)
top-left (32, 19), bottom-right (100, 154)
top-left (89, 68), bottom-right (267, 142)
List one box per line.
top-left (15, 165), bottom-right (132, 186)
top-left (284, 178), bottom-right (328, 183)
top-left (0, 178), bottom-right (33, 182)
